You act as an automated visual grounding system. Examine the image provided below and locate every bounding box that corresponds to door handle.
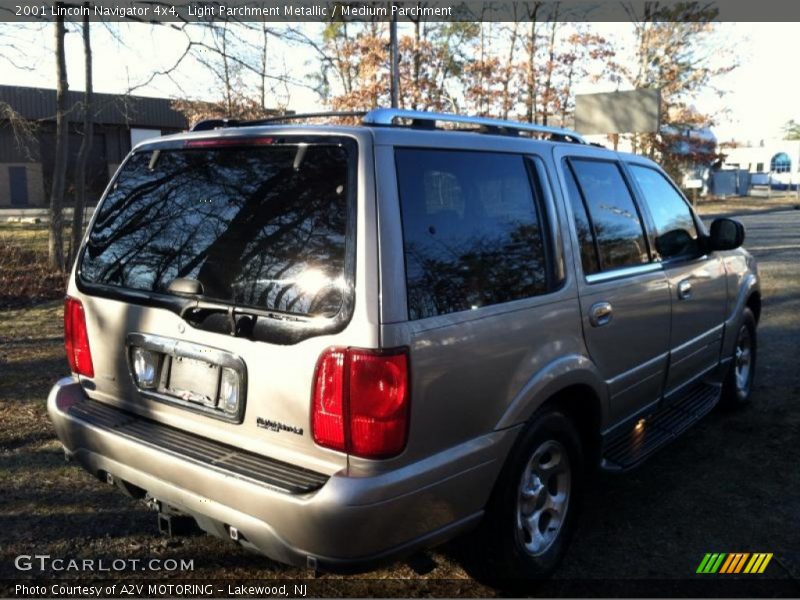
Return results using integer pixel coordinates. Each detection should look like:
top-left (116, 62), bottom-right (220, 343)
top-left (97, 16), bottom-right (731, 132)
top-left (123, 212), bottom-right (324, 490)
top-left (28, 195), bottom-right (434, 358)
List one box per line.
top-left (677, 279), bottom-right (693, 300)
top-left (589, 301), bottom-right (613, 327)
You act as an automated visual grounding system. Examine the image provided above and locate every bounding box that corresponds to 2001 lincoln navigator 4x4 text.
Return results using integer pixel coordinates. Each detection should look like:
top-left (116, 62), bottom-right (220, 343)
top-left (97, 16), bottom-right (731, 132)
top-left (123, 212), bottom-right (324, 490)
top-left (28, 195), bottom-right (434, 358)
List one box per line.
top-left (49, 109), bottom-right (760, 582)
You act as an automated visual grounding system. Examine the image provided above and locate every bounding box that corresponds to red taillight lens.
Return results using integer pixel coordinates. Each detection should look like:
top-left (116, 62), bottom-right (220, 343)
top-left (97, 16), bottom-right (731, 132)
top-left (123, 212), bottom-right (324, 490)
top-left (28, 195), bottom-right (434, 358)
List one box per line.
top-left (312, 347), bottom-right (410, 459)
top-left (311, 349), bottom-right (347, 452)
top-left (64, 297), bottom-right (94, 377)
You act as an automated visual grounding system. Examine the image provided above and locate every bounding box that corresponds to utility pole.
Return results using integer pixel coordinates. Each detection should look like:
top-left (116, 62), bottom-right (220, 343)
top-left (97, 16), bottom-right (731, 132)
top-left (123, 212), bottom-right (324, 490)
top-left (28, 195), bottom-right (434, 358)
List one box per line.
top-left (389, 7), bottom-right (399, 108)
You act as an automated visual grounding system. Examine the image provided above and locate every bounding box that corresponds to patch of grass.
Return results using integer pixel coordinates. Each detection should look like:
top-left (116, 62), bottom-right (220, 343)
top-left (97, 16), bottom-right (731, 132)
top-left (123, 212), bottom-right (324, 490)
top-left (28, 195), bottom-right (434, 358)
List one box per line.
top-left (695, 193), bottom-right (800, 218)
top-left (0, 224), bottom-right (70, 309)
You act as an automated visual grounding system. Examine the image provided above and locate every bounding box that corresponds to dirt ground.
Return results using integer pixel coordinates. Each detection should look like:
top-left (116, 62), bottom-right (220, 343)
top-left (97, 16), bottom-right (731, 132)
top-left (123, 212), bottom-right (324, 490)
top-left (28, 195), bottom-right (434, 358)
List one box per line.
top-left (1, 210), bottom-right (798, 597)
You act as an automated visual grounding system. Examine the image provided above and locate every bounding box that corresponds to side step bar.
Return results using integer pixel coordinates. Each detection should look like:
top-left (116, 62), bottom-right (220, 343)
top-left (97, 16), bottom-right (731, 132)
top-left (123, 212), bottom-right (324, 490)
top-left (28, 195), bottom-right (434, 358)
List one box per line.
top-left (601, 381), bottom-right (721, 471)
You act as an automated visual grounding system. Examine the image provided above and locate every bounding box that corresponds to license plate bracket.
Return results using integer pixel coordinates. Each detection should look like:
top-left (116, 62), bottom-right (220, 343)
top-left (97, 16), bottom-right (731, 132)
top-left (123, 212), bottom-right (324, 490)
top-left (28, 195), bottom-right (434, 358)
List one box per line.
top-left (164, 356), bottom-right (220, 407)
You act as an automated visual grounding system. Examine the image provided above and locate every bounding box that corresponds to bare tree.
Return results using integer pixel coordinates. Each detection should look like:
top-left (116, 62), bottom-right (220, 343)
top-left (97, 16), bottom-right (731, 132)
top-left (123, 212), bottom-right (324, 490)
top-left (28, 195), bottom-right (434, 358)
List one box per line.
top-left (71, 1), bottom-right (92, 265)
top-left (48, 5), bottom-right (69, 271)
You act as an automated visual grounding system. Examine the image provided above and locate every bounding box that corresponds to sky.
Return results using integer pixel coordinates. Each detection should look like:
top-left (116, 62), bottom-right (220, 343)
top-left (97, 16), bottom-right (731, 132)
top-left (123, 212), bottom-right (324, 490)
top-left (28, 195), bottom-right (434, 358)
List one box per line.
top-left (2, 21), bottom-right (798, 144)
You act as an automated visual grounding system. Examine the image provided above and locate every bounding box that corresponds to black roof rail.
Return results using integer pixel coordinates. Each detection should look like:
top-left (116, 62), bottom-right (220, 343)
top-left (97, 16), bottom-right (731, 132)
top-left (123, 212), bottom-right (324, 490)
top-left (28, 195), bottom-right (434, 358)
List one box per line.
top-left (191, 118), bottom-right (240, 132)
top-left (245, 111), bottom-right (367, 126)
top-left (362, 108), bottom-right (587, 144)
top-left (189, 111), bottom-right (366, 132)
top-left (188, 108), bottom-right (587, 144)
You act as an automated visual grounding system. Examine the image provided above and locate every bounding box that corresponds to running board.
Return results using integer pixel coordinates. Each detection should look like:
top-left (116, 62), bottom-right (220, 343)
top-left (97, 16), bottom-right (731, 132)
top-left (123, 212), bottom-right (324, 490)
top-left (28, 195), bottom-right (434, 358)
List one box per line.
top-left (601, 381), bottom-right (721, 471)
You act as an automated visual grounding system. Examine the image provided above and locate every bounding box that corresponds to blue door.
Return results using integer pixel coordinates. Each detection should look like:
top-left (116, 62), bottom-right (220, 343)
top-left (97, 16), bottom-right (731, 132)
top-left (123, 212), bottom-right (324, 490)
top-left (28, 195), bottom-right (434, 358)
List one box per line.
top-left (9, 166), bottom-right (28, 207)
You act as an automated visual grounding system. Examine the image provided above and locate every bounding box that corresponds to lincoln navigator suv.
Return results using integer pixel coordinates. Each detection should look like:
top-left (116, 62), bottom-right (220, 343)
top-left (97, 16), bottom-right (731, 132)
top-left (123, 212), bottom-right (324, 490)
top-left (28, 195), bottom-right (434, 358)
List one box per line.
top-left (48, 109), bottom-right (760, 581)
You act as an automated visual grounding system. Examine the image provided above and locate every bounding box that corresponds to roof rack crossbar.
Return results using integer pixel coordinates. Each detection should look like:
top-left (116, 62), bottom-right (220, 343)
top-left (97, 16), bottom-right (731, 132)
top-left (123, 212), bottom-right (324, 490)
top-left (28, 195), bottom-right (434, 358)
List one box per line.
top-left (362, 108), bottom-right (586, 144)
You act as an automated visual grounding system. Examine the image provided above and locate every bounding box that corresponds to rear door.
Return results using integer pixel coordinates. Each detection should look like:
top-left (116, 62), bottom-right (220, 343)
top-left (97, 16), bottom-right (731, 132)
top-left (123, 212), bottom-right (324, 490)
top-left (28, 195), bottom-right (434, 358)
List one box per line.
top-left (625, 162), bottom-right (727, 395)
top-left (554, 148), bottom-right (672, 422)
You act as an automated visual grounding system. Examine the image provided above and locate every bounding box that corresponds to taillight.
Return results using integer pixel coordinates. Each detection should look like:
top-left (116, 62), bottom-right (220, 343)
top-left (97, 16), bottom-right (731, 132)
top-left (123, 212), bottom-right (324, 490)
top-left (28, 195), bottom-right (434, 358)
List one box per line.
top-left (64, 297), bottom-right (94, 377)
top-left (312, 347), bottom-right (409, 459)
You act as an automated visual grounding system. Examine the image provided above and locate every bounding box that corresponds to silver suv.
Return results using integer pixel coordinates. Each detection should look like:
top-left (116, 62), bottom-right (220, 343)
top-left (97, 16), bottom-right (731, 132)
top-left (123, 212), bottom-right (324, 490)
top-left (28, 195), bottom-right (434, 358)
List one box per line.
top-left (49, 109), bottom-right (760, 581)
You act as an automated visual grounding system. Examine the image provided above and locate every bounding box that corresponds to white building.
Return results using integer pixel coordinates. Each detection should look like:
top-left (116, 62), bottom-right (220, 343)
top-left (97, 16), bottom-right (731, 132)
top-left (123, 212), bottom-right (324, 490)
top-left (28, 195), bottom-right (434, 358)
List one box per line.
top-left (723, 140), bottom-right (800, 187)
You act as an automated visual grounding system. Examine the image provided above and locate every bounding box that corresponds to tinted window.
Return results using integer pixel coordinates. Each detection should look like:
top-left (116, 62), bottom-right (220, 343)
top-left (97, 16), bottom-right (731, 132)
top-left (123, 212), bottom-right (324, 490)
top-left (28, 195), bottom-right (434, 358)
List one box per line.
top-left (629, 165), bottom-right (699, 260)
top-left (81, 143), bottom-right (352, 317)
top-left (569, 159), bottom-right (649, 271)
top-left (563, 164), bottom-right (600, 275)
top-left (396, 149), bottom-right (548, 320)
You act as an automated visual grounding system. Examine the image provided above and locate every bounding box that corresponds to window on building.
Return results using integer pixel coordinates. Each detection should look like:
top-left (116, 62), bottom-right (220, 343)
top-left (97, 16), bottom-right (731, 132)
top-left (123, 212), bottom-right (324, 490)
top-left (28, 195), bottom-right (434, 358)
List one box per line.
top-left (566, 159), bottom-right (650, 274)
top-left (756, 163), bottom-right (764, 173)
top-left (770, 152), bottom-right (791, 173)
top-left (396, 149), bottom-right (550, 320)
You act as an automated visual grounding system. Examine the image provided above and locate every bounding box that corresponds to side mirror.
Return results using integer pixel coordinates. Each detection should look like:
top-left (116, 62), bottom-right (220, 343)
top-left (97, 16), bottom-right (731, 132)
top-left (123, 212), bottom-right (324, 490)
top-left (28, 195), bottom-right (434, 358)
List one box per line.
top-left (708, 218), bottom-right (745, 251)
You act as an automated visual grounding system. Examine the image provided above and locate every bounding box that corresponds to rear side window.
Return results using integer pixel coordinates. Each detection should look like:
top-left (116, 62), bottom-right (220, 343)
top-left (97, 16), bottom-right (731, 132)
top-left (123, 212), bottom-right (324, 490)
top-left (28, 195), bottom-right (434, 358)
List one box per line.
top-left (80, 141), bottom-right (353, 318)
top-left (628, 164), bottom-right (700, 260)
top-left (396, 149), bottom-right (549, 320)
top-left (566, 159), bottom-right (650, 273)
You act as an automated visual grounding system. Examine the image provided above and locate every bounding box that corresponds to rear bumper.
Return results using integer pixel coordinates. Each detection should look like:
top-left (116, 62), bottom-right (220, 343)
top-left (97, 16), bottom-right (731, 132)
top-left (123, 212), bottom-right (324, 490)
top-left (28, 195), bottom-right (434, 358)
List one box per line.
top-left (48, 377), bottom-right (516, 570)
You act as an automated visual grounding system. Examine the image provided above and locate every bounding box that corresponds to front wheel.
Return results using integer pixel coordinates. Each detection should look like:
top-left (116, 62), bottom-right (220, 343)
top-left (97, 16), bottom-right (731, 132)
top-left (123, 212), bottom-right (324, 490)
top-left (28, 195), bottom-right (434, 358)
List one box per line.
top-left (470, 410), bottom-right (584, 584)
top-left (721, 308), bottom-right (757, 408)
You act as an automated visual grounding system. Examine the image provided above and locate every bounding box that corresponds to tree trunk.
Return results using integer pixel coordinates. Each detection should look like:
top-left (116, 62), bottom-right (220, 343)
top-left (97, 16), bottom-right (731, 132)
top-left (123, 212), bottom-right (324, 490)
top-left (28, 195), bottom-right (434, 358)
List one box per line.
top-left (71, 3), bottom-right (92, 266)
top-left (525, 6), bottom-right (539, 124)
top-left (259, 22), bottom-right (269, 110)
top-left (501, 20), bottom-right (519, 120)
top-left (48, 7), bottom-right (68, 272)
top-left (542, 15), bottom-right (559, 126)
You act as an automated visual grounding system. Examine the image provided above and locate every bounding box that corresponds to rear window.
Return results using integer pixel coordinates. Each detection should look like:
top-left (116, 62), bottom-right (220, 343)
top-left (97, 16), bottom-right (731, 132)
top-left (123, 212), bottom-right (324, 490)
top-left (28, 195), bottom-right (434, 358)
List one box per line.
top-left (80, 140), bottom-right (354, 318)
top-left (396, 148), bottom-right (550, 320)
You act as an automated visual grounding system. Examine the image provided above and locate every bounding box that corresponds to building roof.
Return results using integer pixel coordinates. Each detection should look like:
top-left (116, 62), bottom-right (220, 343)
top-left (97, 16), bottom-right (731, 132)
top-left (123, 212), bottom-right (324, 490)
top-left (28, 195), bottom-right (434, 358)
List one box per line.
top-left (0, 84), bottom-right (188, 130)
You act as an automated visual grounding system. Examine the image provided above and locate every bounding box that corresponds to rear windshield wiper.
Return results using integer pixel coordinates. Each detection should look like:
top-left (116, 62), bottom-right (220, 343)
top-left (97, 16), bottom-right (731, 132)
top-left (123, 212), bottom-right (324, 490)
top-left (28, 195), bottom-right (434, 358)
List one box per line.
top-left (175, 295), bottom-right (303, 339)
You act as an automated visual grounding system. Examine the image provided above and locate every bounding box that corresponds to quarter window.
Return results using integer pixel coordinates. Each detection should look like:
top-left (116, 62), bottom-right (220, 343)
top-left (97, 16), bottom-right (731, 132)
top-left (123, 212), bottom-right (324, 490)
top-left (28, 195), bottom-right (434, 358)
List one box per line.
top-left (567, 159), bottom-right (650, 273)
top-left (629, 165), bottom-right (700, 260)
top-left (396, 149), bottom-right (549, 320)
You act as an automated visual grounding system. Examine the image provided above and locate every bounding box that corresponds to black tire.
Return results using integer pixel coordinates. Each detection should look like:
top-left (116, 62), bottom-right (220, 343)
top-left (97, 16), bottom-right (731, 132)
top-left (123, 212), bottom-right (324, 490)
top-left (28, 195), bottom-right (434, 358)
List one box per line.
top-left (468, 409), bottom-right (584, 587)
top-left (720, 307), bottom-right (757, 408)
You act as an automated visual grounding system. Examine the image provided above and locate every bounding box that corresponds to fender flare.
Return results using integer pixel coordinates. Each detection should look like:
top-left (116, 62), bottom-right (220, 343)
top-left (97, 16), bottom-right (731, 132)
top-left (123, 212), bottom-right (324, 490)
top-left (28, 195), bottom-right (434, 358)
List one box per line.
top-left (721, 272), bottom-right (759, 359)
top-left (495, 354), bottom-right (608, 430)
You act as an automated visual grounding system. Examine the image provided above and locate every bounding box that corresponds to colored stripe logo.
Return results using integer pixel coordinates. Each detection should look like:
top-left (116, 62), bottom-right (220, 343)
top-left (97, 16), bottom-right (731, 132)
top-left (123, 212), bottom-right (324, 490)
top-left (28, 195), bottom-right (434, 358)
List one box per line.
top-left (697, 553), bottom-right (773, 574)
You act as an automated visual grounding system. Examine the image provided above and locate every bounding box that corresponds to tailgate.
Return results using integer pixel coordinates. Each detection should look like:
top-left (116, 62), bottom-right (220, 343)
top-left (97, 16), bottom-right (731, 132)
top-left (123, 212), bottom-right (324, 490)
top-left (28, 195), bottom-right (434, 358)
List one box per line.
top-left (67, 131), bottom-right (376, 475)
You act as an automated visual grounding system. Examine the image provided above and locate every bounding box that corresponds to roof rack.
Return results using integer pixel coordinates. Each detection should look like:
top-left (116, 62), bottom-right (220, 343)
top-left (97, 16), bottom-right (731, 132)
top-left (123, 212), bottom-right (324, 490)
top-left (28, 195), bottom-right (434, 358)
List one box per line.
top-left (189, 108), bottom-right (586, 144)
top-left (191, 118), bottom-right (241, 132)
top-left (250, 111), bottom-right (367, 125)
top-left (362, 108), bottom-right (586, 144)
top-left (190, 111), bottom-right (366, 131)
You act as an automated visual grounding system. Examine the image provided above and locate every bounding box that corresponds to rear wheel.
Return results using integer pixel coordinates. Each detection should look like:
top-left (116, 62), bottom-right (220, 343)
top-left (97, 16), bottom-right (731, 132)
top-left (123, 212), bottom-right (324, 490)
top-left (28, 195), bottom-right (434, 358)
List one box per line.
top-left (721, 308), bottom-right (757, 408)
top-left (471, 410), bottom-right (583, 585)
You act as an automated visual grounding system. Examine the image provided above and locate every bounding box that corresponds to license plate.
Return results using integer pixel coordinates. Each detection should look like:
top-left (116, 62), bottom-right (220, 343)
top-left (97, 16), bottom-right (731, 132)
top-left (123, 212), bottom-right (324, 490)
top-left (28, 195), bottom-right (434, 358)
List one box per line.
top-left (166, 356), bottom-right (220, 407)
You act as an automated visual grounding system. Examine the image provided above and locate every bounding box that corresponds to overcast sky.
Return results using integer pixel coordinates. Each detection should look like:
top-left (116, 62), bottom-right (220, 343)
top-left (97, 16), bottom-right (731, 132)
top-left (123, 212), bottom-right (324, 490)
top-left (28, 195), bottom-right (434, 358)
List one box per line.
top-left (2, 21), bottom-right (798, 144)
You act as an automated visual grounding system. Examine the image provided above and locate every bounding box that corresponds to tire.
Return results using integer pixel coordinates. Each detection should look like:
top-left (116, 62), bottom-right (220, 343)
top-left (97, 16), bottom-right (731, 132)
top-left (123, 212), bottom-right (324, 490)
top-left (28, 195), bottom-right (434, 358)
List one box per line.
top-left (469, 410), bottom-right (584, 586)
top-left (720, 307), bottom-right (757, 408)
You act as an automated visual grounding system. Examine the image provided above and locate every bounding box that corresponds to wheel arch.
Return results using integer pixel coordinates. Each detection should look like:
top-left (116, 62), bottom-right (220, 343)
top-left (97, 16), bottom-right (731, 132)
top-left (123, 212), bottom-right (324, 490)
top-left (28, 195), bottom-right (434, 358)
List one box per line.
top-left (746, 290), bottom-right (762, 324)
top-left (496, 355), bottom-right (607, 471)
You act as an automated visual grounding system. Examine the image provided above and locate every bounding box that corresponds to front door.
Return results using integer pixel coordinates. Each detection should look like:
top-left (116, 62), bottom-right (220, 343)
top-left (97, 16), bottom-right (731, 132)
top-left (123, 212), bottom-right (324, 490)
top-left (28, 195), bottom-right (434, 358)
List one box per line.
top-left (555, 149), bottom-right (672, 422)
top-left (625, 162), bottom-right (727, 395)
